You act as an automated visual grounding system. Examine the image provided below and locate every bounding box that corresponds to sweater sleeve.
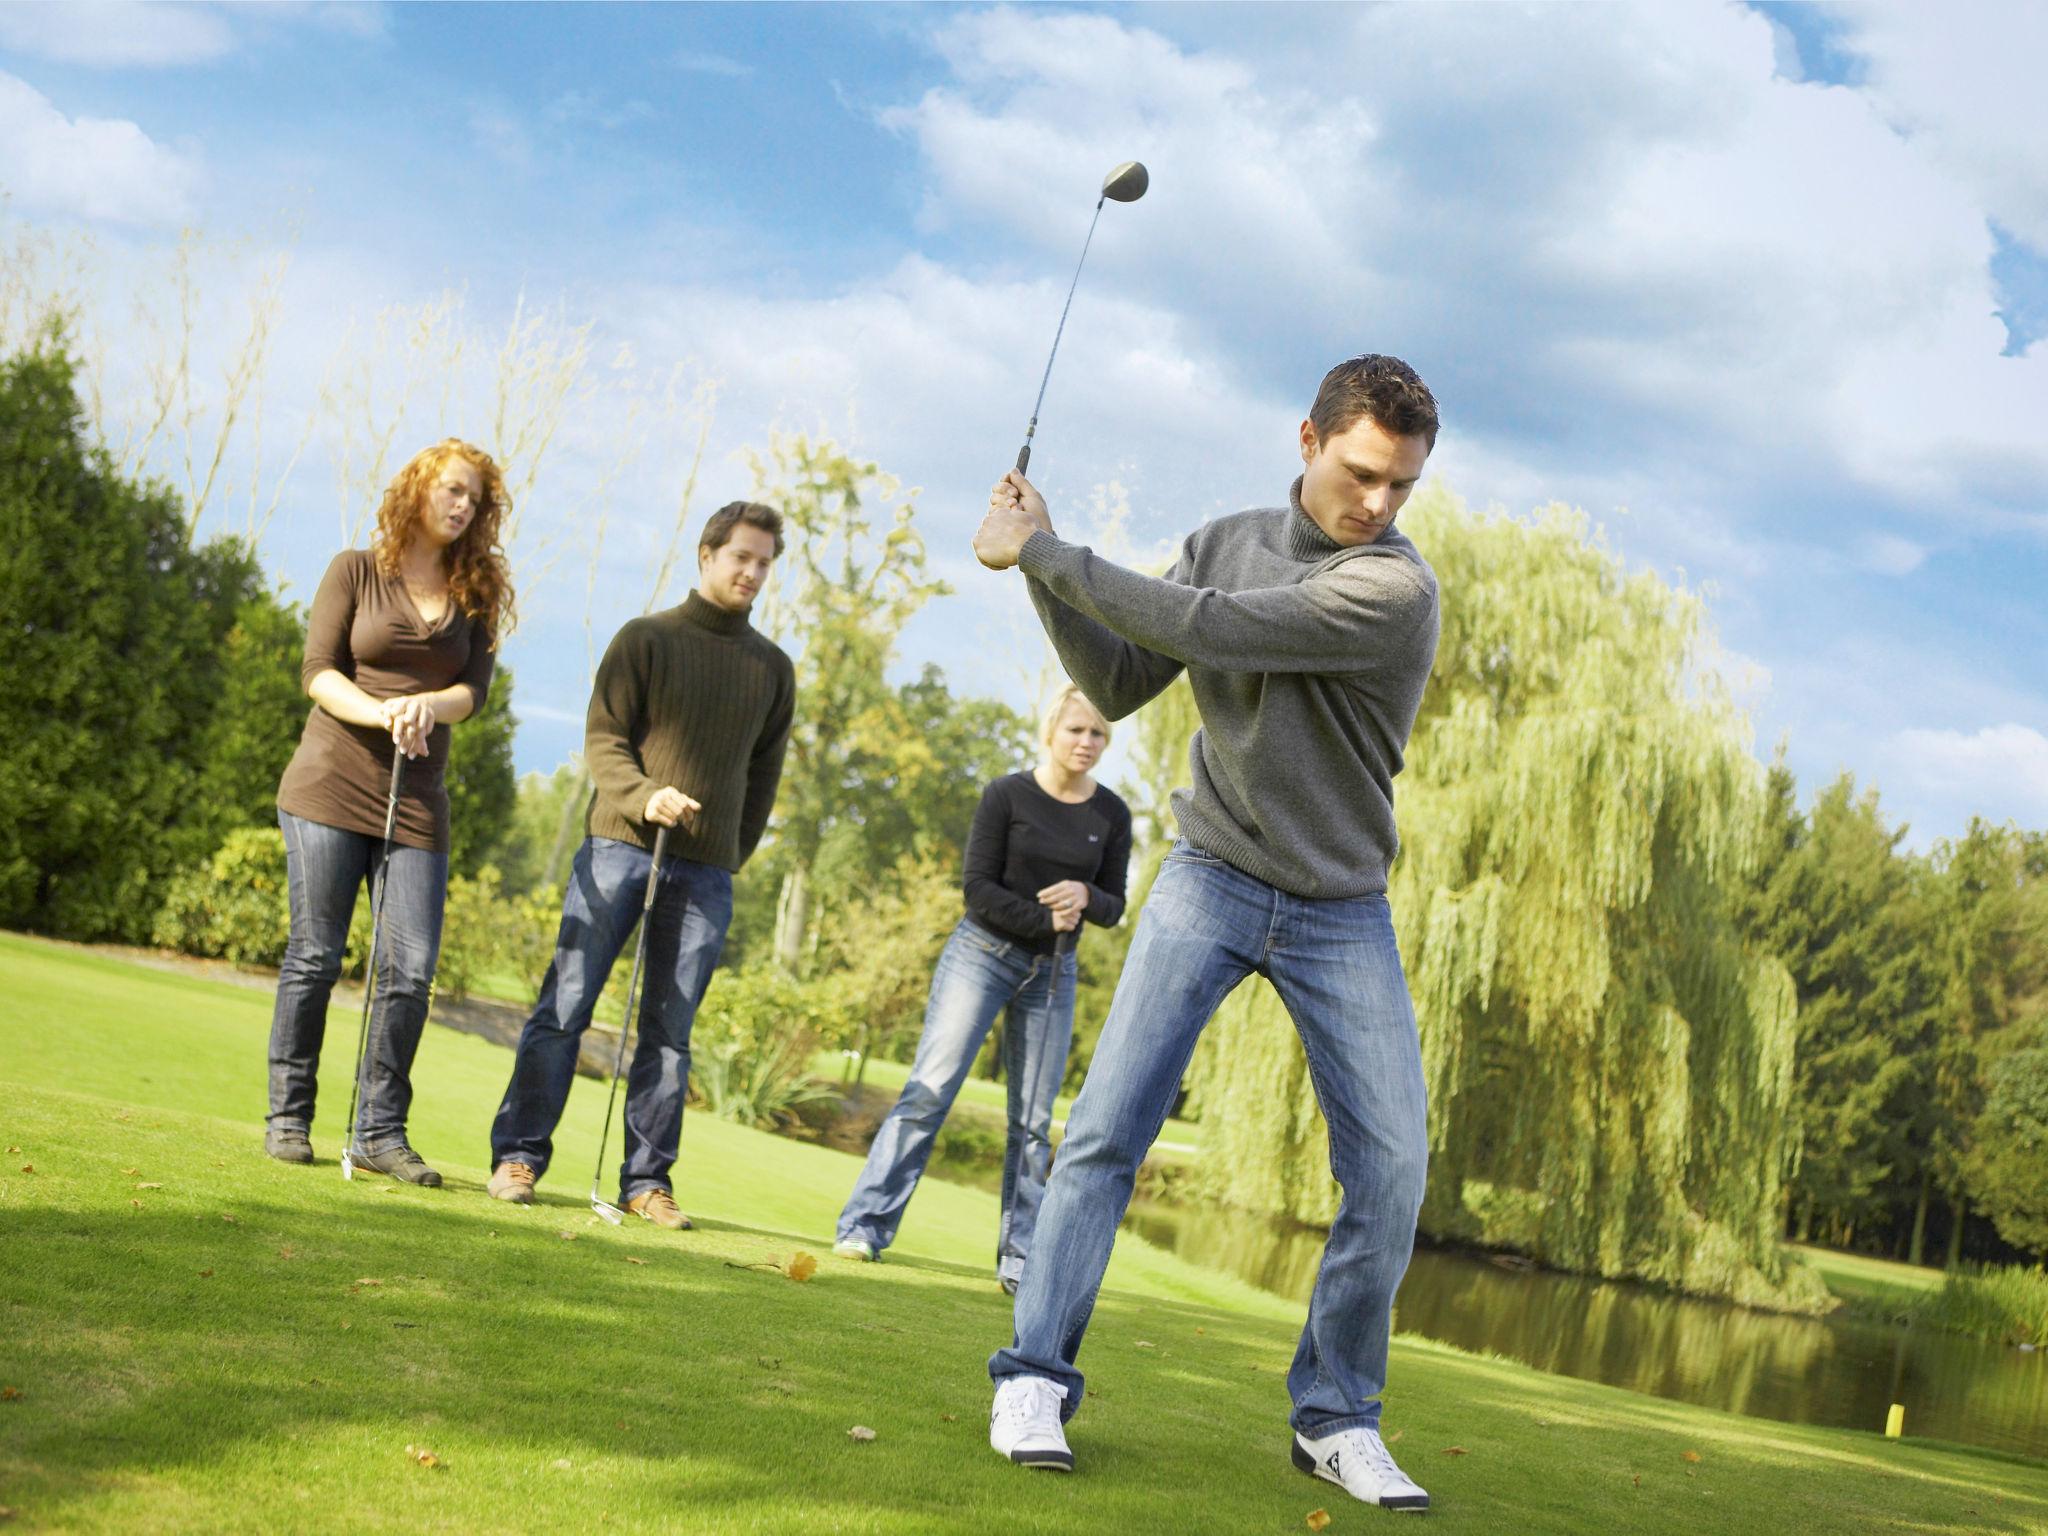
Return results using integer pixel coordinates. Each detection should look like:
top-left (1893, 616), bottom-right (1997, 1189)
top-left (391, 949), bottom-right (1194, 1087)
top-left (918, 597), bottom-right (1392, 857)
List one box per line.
top-left (1022, 544), bottom-right (1187, 721)
top-left (737, 656), bottom-right (795, 866)
top-left (300, 551), bottom-right (362, 690)
top-left (962, 780), bottom-right (1056, 939)
top-left (585, 622), bottom-right (659, 825)
top-left (1083, 795), bottom-right (1133, 928)
top-left (1017, 530), bottom-right (1434, 676)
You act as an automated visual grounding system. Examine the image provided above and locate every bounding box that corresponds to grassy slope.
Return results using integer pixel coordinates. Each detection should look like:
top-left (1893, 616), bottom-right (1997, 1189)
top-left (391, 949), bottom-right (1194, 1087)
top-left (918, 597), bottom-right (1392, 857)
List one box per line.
top-left (1789, 1242), bottom-right (1949, 1321)
top-left (1, 933), bottom-right (2043, 1535)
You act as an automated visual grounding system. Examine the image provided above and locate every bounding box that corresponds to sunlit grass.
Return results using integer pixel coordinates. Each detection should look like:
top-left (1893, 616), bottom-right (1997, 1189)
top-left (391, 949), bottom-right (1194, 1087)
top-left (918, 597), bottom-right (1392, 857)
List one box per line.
top-left (3, 931), bottom-right (2044, 1534)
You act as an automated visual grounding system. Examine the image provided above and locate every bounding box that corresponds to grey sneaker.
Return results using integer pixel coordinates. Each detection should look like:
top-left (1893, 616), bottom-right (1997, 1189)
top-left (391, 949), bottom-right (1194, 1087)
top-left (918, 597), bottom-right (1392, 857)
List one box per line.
top-left (833, 1238), bottom-right (876, 1261)
top-left (264, 1127), bottom-right (314, 1165)
top-left (348, 1143), bottom-right (443, 1188)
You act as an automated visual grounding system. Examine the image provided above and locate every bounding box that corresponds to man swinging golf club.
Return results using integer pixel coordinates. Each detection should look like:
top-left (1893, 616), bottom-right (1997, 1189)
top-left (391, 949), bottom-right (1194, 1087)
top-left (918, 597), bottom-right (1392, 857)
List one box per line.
top-left (974, 354), bottom-right (1442, 1514)
top-left (487, 501), bottom-right (794, 1229)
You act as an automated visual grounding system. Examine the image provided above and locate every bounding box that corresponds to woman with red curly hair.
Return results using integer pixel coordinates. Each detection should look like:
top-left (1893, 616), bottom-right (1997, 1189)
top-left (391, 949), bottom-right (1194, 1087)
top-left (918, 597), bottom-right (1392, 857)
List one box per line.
top-left (264, 440), bottom-right (516, 1185)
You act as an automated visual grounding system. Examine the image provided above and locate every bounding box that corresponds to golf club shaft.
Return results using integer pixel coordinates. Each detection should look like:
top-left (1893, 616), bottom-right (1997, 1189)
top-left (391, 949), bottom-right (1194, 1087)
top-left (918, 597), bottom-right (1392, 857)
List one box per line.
top-left (591, 824), bottom-right (670, 1201)
top-left (341, 749), bottom-right (406, 1169)
top-left (1017, 195), bottom-right (1108, 476)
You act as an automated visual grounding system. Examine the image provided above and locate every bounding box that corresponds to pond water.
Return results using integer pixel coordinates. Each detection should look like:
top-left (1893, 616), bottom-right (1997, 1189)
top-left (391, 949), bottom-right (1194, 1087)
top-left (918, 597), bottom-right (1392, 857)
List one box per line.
top-left (1121, 1200), bottom-right (2048, 1460)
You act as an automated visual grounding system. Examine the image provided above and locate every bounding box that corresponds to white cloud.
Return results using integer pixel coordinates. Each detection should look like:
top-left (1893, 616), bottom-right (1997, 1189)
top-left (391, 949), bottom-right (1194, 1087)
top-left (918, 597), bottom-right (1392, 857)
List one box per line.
top-left (0, 2), bottom-right (234, 67)
top-left (675, 49), bottom-right (751, 79)
top-left (1838, 6), bottom-right (2048, 251)
top-left (1859, 534), bottom-right (1930, 576)
top-left (0, 72), bottom-right (200, 225)
top-left (1890, 723), bottom-right (2048, 830)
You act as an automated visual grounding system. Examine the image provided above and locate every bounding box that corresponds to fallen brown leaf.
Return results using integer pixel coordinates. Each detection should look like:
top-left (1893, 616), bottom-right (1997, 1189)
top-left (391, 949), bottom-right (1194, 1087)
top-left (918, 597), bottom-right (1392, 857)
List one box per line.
top-left (1632, 1475), bottom-right (1641, 1489)
top-left (278, 1245), bottom-right (296, 1260)
top-left (1306, 1511), bottom-right (1332, 1533)
top-left (848, 1425), bottom-right (876, 1442)
top-left (4, 1146), bottom-right (16, 1154)
top-left (784, 1251), bottom-right (818, 1282)
top-left (1134, 1340), bottom-right (1156, 1349)
top-left (940, 1413), bottom-right (957, 1422)
top-left (1681, 1450), bottom-right (1701, 1464)
top-left (623, 1256), bottom-right (648, 1266)
top-left (1, 1387), bottom-right (21, 1401)
top-left (0, 1504), bottom-right (16, 1520)
top-left (552, 1458), bottom-right (572, 1471)
top-left (120, 1167), bottom-right (138, 1175)
top-left (354, 1278), bottom-right (382, 1287)
top-left (404, 1444), bottom-right (442, 1469)
top-left (198, 1269), bottom-right (214, 1279)
top-left (1440, 1446), bottom-right (1469, 1456)
top-left (1386, 1429), bottom-right (1404, 1445)
top-left (18, 1165), bottom-right (31, 1174)
top-left (221, 1214), bottom-right (237, 1224)
top-left (135, 1182), bottom-right (162, 1190)
top-left (130, 1199), bottom-right (141, 1209)
top-left (558, 1230), bottom-right (581, 1241)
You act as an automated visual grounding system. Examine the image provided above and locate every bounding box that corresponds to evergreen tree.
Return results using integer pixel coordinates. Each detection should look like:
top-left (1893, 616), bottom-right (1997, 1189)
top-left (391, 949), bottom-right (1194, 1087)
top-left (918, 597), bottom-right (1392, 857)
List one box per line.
top-left (0, 337), bottom-right (264, 939)
top-left (446, 665), bottom-right (518, 879)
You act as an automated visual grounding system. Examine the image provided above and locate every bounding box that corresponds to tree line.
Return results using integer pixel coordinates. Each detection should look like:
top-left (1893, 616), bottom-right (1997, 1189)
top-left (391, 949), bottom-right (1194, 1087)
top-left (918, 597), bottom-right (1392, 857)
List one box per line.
top-left (5, 330), bottom-right (2043, 1300)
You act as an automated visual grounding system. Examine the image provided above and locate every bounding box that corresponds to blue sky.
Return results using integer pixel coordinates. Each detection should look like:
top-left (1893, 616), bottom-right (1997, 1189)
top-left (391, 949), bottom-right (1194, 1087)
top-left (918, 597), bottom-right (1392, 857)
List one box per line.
top-left (2, 1), bottom-right (2043, 847)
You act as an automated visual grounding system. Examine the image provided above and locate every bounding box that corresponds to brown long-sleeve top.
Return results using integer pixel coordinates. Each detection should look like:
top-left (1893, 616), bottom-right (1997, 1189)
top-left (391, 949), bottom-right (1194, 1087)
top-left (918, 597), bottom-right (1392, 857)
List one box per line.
top-left (583, 591), bottom-right (795, 871)
top-left (275, 549), bottom-right (497, 853)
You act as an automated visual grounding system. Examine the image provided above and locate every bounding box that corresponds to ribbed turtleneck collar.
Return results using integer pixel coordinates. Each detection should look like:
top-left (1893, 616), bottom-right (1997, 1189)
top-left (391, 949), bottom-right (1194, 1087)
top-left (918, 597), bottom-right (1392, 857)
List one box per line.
top-left (1285, 476), bottom-right (1347, 561)
top-left (681, 589), bottom-right (753, 636)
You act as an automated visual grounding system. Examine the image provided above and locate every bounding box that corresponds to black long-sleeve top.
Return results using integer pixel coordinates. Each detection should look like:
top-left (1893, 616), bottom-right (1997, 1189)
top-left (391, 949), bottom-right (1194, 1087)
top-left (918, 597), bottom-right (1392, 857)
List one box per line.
top-left (963, 771), bottom-right (1133, 955)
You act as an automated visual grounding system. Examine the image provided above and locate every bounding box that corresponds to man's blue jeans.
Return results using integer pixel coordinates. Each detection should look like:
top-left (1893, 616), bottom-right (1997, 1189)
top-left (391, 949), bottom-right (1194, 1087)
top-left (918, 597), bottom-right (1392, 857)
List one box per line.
top-left (839, 916), bottom-right (1078, 1286)
top-left (489, 836), bottom-right (732, 1203)
top-left (268, 809), bottom-right (448, 1153)
top-left (989, 842), bottom-right (1428, 1437)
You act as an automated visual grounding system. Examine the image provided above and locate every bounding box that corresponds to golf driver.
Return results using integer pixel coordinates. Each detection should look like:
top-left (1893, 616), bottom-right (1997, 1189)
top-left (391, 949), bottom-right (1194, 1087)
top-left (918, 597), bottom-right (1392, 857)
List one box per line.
top-left (1015, 160), bottom-right (1149, 475)
top-left (340, 749), bottom-right (406, 1182)
top-left (590, 824), bottom-right (670, 1225)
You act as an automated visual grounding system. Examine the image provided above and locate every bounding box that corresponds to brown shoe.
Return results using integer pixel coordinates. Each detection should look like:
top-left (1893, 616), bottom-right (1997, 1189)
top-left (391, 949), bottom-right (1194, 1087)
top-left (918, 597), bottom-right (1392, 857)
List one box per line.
top-left (625, 1188), bottom-right (692, 1230)
top-left (488, 1161), bottom-right (538, 1204)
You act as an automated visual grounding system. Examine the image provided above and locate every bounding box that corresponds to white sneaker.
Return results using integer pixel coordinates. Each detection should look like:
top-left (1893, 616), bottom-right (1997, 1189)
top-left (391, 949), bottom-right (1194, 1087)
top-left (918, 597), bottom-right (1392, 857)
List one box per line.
top-left (990, 1376), bottom-right (1073, 1471)
top-left (1293, 1426), bottom-right (1429, 1512)
top-left (832, 1238), bottom-right (875, 1261)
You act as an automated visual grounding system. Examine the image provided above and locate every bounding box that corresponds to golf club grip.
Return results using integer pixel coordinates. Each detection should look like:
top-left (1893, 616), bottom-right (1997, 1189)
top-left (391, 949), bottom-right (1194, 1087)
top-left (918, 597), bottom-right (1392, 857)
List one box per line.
top-left (643, 826), bottom-right (669, 911)
top-left (1055, 928), bottom-right (1075, 957)
top-left (1015, 442), bottom-right (1031, 475)
top-left (381, 750), bottom-right (404, 838)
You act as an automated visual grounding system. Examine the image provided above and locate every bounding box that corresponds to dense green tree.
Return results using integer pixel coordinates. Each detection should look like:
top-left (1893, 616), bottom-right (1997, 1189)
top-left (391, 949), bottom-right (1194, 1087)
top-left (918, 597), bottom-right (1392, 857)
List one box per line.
top-left (445, 664), bottom-right (519, 879)
top-left (1738, 774), bottom-right (1939, 1249)
top-left (179, 590), bottom-right (310, 867)
top-left (0, 337), bottom-right (265, 939)
top-left (1965, 1048), bottom-right (2048, 1257)
top-left (1178, 489), bottom-right (1820, 1307)
top-left (491, 760), bottom-right (588, 896)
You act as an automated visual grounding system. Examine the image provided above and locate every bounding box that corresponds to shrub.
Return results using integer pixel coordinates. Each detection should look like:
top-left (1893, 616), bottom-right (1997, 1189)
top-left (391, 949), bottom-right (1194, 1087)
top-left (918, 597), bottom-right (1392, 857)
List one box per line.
top-left (691, 965), bottom-right (843, 1127)
top-left (152, 828), bottom-right (293, 965)
top-left (1916, 1262), bottom-right (2048, 1345)
top-left (437, 867), bottom-right (561, 1002)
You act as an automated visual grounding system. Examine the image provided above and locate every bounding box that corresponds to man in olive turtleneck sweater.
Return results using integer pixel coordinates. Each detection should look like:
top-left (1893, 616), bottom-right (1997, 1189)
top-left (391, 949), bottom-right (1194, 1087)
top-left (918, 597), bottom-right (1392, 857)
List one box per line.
top-left (976, 356), bottom-right (1441, 1515)
top-left (488, 501), bottom-right (795, 1229)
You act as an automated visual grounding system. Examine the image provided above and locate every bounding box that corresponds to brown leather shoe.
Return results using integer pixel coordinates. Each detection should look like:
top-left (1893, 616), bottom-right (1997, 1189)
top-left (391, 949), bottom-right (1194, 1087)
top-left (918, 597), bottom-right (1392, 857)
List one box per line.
top-left (488, 1161), bottom-right (538, 1204)
top-left (625, 1188), bottom-right (692, 1230)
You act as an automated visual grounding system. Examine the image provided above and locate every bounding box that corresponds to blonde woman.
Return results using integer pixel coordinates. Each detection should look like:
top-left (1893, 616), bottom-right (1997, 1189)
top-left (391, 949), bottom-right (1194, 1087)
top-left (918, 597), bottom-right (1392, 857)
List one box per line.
top-left (836, 685), bottom-right (1132, 1292)
top-left (264, 440), bottom-right (514, 1185)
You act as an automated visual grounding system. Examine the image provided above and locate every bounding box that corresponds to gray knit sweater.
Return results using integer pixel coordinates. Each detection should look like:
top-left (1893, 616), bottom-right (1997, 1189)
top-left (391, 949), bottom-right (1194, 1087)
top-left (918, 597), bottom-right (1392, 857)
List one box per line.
top-left (1019, 480), bottom-right (1438, 899)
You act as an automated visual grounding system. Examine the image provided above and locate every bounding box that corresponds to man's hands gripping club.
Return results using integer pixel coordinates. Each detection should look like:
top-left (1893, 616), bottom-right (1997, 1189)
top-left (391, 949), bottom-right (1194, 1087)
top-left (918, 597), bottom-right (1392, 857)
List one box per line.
top-left (644, 786), bottom-right (701, 830)
top-left (974, 471), bottom-right (1052, 571)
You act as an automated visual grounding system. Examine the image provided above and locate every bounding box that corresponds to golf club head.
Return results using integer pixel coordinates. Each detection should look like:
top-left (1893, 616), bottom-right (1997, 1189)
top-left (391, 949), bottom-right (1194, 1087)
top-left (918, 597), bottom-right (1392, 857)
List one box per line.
top-left (340, 1151), bottom-right (355, 1182)
top-left (1101, 161), bottom-right (1149, 202)
top-left (591, 1189), bottom-right (624, 1226)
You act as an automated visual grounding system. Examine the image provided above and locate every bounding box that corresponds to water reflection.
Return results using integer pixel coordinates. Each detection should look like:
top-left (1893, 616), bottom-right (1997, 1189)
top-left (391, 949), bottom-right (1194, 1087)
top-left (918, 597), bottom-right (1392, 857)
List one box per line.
top-left (1123, 1199), bottom-right (2048, 1460)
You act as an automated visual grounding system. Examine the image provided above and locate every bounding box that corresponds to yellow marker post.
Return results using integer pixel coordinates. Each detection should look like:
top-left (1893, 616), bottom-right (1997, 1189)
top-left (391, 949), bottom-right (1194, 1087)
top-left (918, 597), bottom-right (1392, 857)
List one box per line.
top-left (1885, 1404), bottom-right (1905, 1438)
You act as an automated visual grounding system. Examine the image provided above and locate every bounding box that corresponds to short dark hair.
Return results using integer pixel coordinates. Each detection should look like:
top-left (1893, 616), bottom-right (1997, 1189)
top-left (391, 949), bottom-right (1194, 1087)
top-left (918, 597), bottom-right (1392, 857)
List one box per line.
top-left (700, 500), bottom-right (785, 559)
top-left (1309, 354), bottom-right (1439, 450)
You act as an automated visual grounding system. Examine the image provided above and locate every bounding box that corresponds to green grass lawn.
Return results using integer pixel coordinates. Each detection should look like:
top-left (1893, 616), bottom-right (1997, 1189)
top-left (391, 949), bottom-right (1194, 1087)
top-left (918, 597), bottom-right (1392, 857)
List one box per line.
top-left (1790, 1242), bottom-right (1949, 1322)
top-left (3, 932), bottom-right (2045, 1534)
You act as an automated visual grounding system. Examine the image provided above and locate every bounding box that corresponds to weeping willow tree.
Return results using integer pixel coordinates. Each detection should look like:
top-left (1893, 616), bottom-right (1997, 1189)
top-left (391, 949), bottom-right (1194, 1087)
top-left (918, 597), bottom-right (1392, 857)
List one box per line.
top-left (1176, 487), bottom-right (1824, 1311)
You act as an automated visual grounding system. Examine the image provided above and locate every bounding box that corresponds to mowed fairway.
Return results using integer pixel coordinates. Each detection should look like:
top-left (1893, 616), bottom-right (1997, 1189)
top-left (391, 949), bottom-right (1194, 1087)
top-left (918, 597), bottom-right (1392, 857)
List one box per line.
top-left (2, 932), bottom-right (2044, 1534)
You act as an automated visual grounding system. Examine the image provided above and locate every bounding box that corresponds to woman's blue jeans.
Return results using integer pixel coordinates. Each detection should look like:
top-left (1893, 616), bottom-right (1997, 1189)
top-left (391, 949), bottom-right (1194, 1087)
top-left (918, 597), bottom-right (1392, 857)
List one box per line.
top-left (266, 809), bottom-right (449, 1153)
top-left (989, 842), bottom-right (1429, 1438)
top-left (839, 916), bottom-right (1079, 1286)
top-left (489, 836), bottom-right (732, 1204)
